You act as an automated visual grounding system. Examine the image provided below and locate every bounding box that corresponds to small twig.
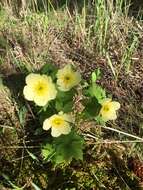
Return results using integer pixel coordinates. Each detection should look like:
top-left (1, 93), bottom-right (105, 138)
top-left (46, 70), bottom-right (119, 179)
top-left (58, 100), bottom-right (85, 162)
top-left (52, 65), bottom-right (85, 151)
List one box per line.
top-left (0, 124), bottom-right (15, 129)
top-left (97, 140), bottom-right (143, 144)
top-left (10, 151), bottom-right (41, 162)
top-left (19, 143), bottom-right (24, 175)
top-left (83, 133), bottom-right (143, 144)
top-left (83, 133), bottom-right (99, 140)
top-left (101, 125), bottom-right (143, 141)
top-left (0, 146), bottom-right (40, 149)
top-left (26, 102), bottom-right (35, 119)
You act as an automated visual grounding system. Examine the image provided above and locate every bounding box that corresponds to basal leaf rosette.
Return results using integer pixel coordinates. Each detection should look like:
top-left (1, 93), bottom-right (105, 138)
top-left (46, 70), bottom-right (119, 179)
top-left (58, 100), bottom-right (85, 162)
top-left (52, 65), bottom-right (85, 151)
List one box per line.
top-left (23, 73), bottom-right (57, 106)
top-left (56, 64), bottom-right (81, 92)
top-left (100, 99), bottom-right (120, 121)
top-left (43, 112), bottom-right (73, 137)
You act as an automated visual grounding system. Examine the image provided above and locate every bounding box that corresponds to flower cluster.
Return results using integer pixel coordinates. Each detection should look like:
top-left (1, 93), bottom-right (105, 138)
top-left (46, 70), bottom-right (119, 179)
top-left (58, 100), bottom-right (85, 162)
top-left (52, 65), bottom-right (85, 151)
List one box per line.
top-left (23, 64), bottom-right (81, 137)
top-left (23, 64), bottom-right (120, 138)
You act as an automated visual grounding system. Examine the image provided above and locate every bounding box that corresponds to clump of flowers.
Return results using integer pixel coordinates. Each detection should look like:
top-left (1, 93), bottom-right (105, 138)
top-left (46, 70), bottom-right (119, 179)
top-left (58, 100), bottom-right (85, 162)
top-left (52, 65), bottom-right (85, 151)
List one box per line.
top-left (22, 64), bottom-right (120, 165)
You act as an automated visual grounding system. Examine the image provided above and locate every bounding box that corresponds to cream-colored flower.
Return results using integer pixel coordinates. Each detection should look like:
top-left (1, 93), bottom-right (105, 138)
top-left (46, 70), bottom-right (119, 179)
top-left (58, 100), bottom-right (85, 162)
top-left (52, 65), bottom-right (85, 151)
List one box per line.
top-left (100, 99), bottom-right (120, 121)
top-left (56, 64), bottom-right (81, 91)
top-left (23, 73), bottom-right (57, 106)
top-left (43, 112), bottom-right (72, 137)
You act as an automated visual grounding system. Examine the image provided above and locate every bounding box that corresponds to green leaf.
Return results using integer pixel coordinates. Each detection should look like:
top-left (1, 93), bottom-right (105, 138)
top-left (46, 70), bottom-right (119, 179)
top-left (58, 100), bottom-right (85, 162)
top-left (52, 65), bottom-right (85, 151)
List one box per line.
top-left (40, 63), bottom-right (57, 74)
top-left (53, 154), bottom-right (65, 165)
top-left (53, 131), bottom-right (84, 164)
top-left (91, 72), bottom-right (97, 83)
top-left (56, 100), bottom-right (73, 113)
top-left (63, 101), bottom-right (73, 112)
top-left (41, 144), bottom-right (55, 160)
top-left (34, 128), bottom-right (44, 136)
top-left (38, 105), bottom-right (56, 124)
top-left (26, 150), bottom-right (39, 162)
top-left (40, 63), bottom-right (58, 80)
top-left (56, 89), bottom-right (75, 102)
top-left (55, 89), bottom-right (75, 113)
top-left (18, 106), bottom-right (27, 127)
top-left (91, 68), bottom-right (101, 83)
top-left (89, 84), bottom-right (106, 103)
top-left (95, 68), bottom-right (101, 79)
top-left (95, 115), bottom-right (105, 125)
top-left (55, 100), bottom-right (63, 111)
top-left (83, 97), bottom-right (101, 119)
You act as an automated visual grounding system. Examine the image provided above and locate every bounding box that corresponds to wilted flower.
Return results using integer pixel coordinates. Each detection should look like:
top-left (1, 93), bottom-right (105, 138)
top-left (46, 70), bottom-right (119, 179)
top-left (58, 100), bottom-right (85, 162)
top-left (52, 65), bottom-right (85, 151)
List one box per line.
top-left (43, 112), bottom-right (72, 137)
top-left (100, 99), bottom-right (120, 121)
top-left (56, 64), bottom-right (81, 91)
top-left (23, 73), bottom-right (57, 106)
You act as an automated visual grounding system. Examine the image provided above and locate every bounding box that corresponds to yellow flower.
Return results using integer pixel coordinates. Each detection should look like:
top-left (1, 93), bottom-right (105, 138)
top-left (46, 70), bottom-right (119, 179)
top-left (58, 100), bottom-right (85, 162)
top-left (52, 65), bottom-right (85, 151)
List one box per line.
top-left (56, 64), bottom-right (81, 91)
top-left (23, 73), bottom-right (57, 106)
top-left (43, 112), bottom-right (72, 137)
top-left (100, 99), bottom-right (120, 121)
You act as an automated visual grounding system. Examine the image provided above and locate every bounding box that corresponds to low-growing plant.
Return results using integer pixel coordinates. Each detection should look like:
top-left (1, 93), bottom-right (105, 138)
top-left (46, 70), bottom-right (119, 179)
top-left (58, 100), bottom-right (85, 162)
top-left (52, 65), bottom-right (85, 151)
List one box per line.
top-left (22, 63), bottom-right (120, 165)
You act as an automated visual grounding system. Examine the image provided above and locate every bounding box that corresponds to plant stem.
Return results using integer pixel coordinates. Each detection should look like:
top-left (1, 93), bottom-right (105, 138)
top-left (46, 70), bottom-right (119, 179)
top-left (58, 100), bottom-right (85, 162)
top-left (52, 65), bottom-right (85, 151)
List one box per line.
top-left (101, 125), bottom-right (143, 141)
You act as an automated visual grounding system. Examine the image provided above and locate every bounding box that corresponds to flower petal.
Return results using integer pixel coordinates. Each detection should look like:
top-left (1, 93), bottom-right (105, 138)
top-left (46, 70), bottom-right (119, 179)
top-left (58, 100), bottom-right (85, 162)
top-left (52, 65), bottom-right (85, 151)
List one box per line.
top-left (73, 71), bottom-right (81, 85)
top-left (62, 113), bottom-right (73, 123)
top-left (102, 111), bottom-right (117, 121)
top-left (25, 73), bottom-right (41, 86)
top-left (60, 124), bottom-right (71, 135)
top-left (23, 85), bottom-right (34, 101)
top-left (34, 96), bottom-right (48, 106)
top-left (107, 112), bottom-right (117, 120)
top-left (57, 84), bottom-right (69, 92)
top-left (102, 98), bottom-right (111, 106)
top-left (112, 102), bottom-right (120, 110)
top-left (51, 127), bottom-right (61, 137)
top-left (43, 119), bottom-right (52, 131)
top-left (47, 83), bottom-right (57, 100)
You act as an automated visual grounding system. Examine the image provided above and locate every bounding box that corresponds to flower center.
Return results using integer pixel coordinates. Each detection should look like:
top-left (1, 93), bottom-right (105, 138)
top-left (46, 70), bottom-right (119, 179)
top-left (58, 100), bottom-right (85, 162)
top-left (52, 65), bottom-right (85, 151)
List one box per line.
top-left (38, 86), bottom-right (43, 91)
top-left (65, 76), bottom-right (70, 81)
top-left (103, 105), bottom-right (110, 112)
top-left (35, 82), bottom-right (47, 96)
top-left (52, 117), bottom-right (64, 128)
top-left (63, 75), bottom-right (72, 84)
